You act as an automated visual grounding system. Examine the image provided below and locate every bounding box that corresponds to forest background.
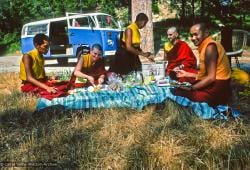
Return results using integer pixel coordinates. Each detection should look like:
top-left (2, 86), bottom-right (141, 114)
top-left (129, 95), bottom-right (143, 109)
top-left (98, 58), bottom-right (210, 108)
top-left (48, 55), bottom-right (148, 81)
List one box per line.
top-left (0, 0), bottom-right (249, 55)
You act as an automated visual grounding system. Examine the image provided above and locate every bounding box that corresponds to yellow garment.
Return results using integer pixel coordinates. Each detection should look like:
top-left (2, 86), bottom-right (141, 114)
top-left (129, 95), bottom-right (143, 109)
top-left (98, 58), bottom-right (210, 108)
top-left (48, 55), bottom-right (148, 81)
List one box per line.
top-left (82, 53), bottom-right (94, 68)
top-left (231, 68), bottom-right (249, 84)
top-left (19, 49), bottom-right (45, 81)
top-left (122, 22), bottom-right (141, 47)
top-left (196, 36), bottom-right (231, 80)
top-left (164, 42), bottom-right (174, 52)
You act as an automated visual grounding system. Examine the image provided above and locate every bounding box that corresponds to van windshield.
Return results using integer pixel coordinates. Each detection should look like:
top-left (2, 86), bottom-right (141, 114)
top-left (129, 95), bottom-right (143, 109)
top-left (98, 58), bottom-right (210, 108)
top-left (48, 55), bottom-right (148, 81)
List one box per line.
top-left (27, 24), bottom-right (48, 35)
top-left (96, 15), bottom-right (119, 29)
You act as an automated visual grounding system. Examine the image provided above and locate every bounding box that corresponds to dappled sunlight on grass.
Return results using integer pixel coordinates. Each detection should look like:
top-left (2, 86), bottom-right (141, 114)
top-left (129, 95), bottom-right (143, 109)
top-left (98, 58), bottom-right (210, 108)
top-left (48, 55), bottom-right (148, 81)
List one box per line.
top-left (17, 94), bottom-right (37, 110)
top-left (205, 126), bottom-right (241, 150)
top-left (0, 72), bottom-right (21, 94)
top-left (147, 136), bottom-right (195, 168)
top-left (0, 72), bottom-right (249, 169)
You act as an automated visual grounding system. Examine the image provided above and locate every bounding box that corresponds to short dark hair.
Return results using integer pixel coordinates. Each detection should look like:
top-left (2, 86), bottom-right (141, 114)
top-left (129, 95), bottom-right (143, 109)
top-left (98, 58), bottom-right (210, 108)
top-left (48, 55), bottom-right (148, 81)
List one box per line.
top-left (91, 43), bottom-right (103, 52)
top-left (33, 33), bottom-right (49, 46)
top-left (135, 13), bottom-right (148, 22)
top-left (197, 22), bottom-right (209, 32)
top-left (191, 17), bottom-right (211, 31)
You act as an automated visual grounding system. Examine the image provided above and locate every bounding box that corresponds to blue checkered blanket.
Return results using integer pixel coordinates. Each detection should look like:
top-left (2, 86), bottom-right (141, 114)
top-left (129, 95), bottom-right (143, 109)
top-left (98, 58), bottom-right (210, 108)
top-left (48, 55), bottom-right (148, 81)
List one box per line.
top-left (37, 84), bottom-right (240, 120)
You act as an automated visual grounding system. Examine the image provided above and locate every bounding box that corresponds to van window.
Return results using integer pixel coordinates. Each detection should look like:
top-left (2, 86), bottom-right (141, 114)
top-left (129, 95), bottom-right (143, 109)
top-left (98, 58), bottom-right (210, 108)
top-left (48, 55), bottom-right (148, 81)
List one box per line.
top-left (96, 15), bottom-right (119, 29)
top-left (70, 16), bottom-right (95, 28)
top-left (27, 24), bottom-right (48, 35)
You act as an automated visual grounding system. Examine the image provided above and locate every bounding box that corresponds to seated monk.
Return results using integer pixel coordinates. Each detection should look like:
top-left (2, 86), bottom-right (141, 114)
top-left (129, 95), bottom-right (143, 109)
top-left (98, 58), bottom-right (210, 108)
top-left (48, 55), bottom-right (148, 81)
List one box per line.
top-left (71, 44), bottom-right (106, 88)
top-left (174, 22), bottom-right (232, 106)
top-left (20, 33), bottom-right (69, 100)
top-left (164, 26), bottom-right (197, 83)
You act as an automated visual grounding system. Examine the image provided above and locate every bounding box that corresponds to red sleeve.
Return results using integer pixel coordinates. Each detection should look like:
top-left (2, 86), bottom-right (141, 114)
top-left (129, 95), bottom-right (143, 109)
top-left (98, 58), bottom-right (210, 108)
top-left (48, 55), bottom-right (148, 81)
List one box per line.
top-left (176, 41), bottom-right (197, 69)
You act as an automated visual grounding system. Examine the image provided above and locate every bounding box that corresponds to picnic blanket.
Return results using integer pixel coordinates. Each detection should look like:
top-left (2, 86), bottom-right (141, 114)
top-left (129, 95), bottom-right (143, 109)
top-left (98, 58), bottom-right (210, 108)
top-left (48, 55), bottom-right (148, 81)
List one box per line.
top-left (37, 84), bottom-right (240, 120)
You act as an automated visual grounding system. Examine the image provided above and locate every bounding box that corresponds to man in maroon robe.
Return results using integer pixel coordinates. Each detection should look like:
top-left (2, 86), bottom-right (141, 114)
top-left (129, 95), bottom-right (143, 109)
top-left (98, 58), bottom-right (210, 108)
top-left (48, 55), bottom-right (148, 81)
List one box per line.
top-left (164, 27), bottom-right (197, 82)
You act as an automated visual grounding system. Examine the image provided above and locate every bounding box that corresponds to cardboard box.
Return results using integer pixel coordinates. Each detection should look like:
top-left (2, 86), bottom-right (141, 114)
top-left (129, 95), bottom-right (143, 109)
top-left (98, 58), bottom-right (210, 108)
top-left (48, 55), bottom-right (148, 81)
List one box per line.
top-left (142, 62), bottom-right (167, 77)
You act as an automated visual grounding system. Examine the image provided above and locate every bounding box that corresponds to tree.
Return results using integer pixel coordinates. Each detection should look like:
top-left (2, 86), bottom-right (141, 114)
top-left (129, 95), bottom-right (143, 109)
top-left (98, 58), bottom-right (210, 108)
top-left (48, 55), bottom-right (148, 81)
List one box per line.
top-left (131, 0), bottom-right (154, 54)
top-left (181, 0), bottom-right (186, 19)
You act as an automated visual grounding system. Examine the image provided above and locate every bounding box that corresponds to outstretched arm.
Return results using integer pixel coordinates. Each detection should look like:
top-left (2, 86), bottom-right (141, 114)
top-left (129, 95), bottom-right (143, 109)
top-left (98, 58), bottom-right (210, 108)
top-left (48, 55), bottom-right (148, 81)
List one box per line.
top-left (176, 70), bottom-right (197, 78)
top-left (125, 28), bottom-right (151, 58)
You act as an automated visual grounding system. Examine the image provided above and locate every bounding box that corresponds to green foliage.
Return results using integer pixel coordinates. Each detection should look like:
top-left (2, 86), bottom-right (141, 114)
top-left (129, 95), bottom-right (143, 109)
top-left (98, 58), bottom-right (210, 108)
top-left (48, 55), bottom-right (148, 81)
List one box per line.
top-left (152, 1), bottom-right (160, 14)
top-left (0, 32), bottom-right (18, 46)
top-left (5, 41), bottom-right (20, 54)
top-left (0, 32), bottom-right (20, 54)
top-left (59, 69), bottom-right (72, 81)
top-left (166, 0), bottom-right (250, 29)
top-left (1, 0), bottom-right (249, 55)
top-left (115, 7), bottom-right (129, 27)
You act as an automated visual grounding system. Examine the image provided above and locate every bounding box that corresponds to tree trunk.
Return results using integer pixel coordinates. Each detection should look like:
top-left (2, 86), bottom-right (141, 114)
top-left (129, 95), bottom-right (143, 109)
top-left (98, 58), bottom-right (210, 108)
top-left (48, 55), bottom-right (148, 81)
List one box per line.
top-left (191, 0), bottom-right (195, 18)
top-left (221, 26), bottom-right (233, 52)
top-left (200, 0), bottom-right (205, 17)
top-left (181, 0), bottom-right (186, 19)
top-left (131, 0), bottom-right (154, 54)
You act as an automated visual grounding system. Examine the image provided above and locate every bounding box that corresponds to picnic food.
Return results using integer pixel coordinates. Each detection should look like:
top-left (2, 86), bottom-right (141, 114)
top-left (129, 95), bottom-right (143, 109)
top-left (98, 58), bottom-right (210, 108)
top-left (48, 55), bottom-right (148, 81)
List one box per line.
top-left (108, 82), bottom-right (123, 91)
top-left (77, 77), bottom-right (87, 83)
top-left (88, 86), bottom-right (95, 92)
top-left (170, 81), bottom-right (191, 87)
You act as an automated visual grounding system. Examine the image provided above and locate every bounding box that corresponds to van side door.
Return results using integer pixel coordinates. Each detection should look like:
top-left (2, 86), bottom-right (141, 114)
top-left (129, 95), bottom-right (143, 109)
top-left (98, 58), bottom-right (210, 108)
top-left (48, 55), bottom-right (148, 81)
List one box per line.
top-left (95, 14), bottom-right (121, 57)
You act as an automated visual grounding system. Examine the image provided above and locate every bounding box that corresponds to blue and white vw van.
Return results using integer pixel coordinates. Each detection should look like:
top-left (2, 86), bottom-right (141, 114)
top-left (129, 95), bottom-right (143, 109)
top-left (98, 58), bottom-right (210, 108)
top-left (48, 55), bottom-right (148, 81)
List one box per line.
top-left (21, 12), bottom-right (122, 64)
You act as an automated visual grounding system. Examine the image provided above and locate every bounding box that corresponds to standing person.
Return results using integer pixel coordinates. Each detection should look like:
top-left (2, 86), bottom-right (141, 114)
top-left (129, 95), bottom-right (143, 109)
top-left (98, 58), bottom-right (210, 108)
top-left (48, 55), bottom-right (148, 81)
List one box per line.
top-left (20, 33), bottom-right (68, 100)
top-left (109, 13), bottom-right (153, 75)
top-left (72, 44), bottom-right (106, 87)
top-left (164, 26), bottom-right (197, 82)
top-left (174, 22), bottom-right (232, 106)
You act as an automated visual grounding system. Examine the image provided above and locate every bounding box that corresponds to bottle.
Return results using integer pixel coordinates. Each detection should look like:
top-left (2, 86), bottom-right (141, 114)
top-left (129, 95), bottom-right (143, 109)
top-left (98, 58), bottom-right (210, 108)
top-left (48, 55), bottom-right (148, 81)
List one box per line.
top-left (150, 70), bottom-right (155, 82)
top-left (138, 72), bottom-right (144, 84)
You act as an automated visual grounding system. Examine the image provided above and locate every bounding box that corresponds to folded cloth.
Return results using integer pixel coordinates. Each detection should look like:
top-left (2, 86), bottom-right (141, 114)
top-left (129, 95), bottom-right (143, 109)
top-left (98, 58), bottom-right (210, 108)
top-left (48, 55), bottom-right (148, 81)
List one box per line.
top-left (37, 84), bottom-right (240, 120)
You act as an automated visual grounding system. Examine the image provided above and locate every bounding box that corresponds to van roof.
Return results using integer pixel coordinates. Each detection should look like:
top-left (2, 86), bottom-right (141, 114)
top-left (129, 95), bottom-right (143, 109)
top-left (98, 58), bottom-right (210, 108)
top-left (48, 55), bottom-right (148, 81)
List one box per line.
top-left (23, 12), bottom-right (111, 26)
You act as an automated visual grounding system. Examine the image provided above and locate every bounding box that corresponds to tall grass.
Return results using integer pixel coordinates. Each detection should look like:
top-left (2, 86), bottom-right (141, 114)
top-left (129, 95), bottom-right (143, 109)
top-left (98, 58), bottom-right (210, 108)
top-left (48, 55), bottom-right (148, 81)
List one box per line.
top-left (0, 72), bottom-right (249, 169)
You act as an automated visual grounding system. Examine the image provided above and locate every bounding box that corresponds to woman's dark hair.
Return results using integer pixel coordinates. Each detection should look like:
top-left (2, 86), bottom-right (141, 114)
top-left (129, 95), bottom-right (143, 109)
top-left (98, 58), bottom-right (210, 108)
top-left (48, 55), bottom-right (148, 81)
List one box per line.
top-left (33, 33), bottom-right (49, 46)
top-left (135, 13), bottom-right (148, 22)
top-left (91, 43), bottom-right (103, 52)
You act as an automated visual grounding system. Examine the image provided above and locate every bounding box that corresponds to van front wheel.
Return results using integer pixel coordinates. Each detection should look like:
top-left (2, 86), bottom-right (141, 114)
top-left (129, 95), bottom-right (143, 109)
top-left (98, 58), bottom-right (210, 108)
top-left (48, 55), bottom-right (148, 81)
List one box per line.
top-left (57, 58), bottom-right (68, 65)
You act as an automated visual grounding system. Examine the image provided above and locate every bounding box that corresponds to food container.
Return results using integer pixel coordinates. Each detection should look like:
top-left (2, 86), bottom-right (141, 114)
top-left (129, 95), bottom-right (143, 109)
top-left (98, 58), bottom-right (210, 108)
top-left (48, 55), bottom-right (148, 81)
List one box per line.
top-left (142, 61), bottom-right (167, 77)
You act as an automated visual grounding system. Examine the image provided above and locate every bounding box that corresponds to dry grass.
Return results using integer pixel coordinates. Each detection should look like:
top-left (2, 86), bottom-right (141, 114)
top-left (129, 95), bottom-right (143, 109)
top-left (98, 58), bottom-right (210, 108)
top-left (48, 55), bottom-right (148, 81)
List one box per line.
top-left (0, 72), bottom-right (249, 169)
